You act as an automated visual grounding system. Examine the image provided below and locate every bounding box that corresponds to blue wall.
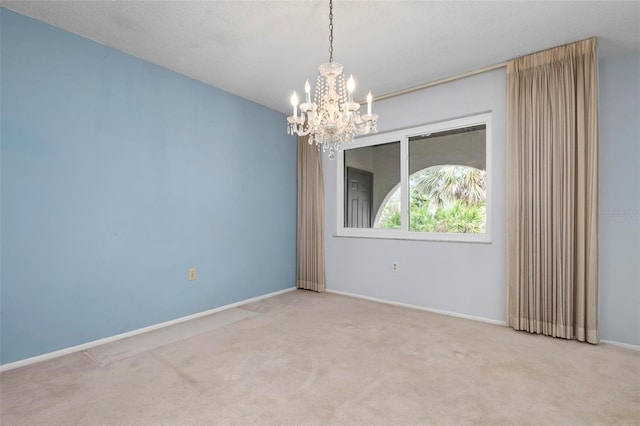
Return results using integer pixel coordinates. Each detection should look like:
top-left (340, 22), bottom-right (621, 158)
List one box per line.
top-left (0, 9), bottom-right (297, 364)
top-left (598, 52), bottom-right (640, 346)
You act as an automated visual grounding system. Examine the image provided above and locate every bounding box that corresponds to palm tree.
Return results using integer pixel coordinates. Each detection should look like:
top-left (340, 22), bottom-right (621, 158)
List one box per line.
top-left (408, 165), bottom-right (486, 233)
top-left (377, 165), bottom-right (486, 233)
top-left (410, 165), bottom-right (485, 208)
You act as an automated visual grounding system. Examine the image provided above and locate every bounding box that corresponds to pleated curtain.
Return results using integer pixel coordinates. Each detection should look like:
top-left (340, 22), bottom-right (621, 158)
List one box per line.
top-left (506, 38), bottom-right (599, 343)
top-left (297, 136), bottom-right (325, 292)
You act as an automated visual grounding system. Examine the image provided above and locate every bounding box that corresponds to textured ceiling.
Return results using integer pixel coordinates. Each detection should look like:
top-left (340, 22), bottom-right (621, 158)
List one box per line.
top-left (3, 1), bottom-right (639, 114)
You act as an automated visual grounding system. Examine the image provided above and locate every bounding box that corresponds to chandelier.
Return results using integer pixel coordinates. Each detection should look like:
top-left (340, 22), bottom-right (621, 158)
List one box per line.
top-left (287, 0), bottom-right (378, 160)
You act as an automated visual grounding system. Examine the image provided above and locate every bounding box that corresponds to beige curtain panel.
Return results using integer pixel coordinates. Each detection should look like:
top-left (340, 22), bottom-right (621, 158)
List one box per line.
top-left (297, 136), bottom-right (326, 292)
top-left (506, 38), bottom-right (599, 343)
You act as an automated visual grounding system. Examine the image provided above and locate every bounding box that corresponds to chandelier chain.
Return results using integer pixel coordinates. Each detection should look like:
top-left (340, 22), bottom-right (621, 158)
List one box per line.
top-left (328, 0), bottom-right (334, 63)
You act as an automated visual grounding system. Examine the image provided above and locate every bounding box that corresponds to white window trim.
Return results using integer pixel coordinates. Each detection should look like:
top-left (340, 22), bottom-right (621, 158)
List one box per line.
top-left (336, 112), bottom-right (492, 243)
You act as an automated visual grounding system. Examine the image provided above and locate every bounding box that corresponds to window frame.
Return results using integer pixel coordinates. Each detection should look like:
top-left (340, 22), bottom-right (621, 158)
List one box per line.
top-left (336, 112), bottom-right (492, 243)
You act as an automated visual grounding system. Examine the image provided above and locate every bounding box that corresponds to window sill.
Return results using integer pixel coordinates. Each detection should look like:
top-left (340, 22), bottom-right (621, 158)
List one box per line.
top-left (333, 230), bottom-right (492, 244)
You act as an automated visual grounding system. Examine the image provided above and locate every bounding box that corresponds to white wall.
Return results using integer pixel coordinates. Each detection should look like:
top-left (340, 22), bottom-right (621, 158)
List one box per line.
top-left (598, 53), bottom-right (640, 346)
top-left (324, 69), bottom-right (507, 323)
top-left (324, 54), bottom-right (640, 347)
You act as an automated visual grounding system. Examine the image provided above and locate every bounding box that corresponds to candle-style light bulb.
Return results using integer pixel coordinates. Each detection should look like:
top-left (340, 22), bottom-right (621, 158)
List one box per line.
top-left (304, 80), bottom-right (311, 104)
top-left (291, 91), bottom-right (299, 118)
top-left (347, 75), bottom-right (355, 103)
top-left (366, 91), bottom-right (372, 115)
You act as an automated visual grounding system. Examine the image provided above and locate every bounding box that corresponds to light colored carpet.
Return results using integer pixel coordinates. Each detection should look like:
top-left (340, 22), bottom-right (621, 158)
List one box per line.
top-left (1, 290), bottom-right (638, 425)
top-left (84, 308), bottom-right (257, 367)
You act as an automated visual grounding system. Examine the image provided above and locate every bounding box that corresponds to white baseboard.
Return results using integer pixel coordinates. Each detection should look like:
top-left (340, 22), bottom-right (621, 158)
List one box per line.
top-left (601, 340), bottom-right (640, 352)
top-left (5, 286), bottom-right (635, 372)
top-left (0, 287), bottom-right (296, 372)
top-left (327, 289), bottom-right (640, 351)
top-left (325, 288), bottom-right (507, 326)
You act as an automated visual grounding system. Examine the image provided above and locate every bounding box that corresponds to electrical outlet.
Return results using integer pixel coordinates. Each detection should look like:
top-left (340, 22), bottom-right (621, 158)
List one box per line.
top-left (188, 268), bottom-right (197, 281)
top-left (392, 262), bottom-right (399, 272)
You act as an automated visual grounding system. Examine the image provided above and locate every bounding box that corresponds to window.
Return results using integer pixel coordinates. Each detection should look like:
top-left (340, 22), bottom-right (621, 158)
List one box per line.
top-left (337, 113), bottom-right (491, 242)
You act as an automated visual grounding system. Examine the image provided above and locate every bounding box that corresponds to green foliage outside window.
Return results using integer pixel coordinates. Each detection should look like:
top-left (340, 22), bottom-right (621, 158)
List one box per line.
top-left (378, 165), bottom-right (486, 233)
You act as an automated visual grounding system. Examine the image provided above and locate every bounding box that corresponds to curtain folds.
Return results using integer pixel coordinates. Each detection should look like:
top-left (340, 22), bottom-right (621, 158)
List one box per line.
top-left (297, 136), bottom-right (326, 292)
top-left (506, 38), bottom-right (599, 343)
